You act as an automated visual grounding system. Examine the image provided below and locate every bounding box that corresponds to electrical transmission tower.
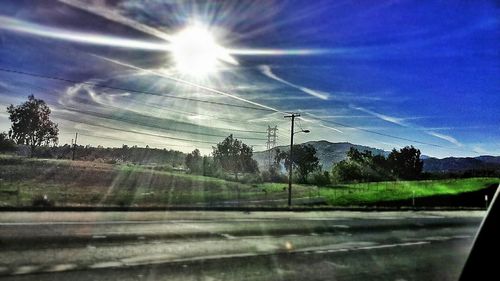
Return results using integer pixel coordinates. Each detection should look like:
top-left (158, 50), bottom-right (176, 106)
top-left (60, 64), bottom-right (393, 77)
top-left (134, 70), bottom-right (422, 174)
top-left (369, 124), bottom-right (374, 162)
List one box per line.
top-left (266, 125), bottom-right (278, 168)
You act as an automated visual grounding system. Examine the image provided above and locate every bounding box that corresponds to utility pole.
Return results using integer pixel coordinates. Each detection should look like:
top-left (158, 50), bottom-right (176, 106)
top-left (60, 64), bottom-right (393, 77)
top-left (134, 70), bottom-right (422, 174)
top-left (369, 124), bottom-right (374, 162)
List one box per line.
top-left (284, 113), bottom-right (300, 207)
top-left (266, 125), bottom-right (278, 168)
top-left (72, 132), bottom-right (78, 161)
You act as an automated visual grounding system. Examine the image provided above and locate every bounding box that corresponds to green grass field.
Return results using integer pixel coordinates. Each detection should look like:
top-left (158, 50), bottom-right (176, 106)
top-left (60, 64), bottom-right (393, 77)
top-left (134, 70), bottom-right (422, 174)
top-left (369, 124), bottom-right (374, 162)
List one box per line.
top-left (0, 155), bottom-right (498, 207)
top-left (318, 178), bottom-right (499, 205)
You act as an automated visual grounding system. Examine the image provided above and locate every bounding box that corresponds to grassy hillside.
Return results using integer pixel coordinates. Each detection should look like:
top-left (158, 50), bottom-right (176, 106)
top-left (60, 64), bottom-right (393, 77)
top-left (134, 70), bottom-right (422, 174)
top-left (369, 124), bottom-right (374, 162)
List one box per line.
top-left (0, 156), bottom-right (312, 207)
top-left (0, 155), bottom-right (498, 207)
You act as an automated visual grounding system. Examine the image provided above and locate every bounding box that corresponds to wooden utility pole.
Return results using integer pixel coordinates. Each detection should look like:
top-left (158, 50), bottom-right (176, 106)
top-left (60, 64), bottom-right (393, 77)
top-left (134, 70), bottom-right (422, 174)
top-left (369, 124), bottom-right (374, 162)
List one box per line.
top-left (284, 113), bottom-right (300, 207)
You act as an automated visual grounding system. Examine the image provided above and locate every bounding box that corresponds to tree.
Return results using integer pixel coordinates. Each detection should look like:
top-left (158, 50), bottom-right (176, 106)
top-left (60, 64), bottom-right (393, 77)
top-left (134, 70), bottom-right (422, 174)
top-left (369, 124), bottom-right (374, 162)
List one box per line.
top-left (276, 144), bottom-right (319, 183)
top-left (212, 134), bottom-right (258, 180)
top-left (332, 148), bottom-right (390, 183)
top-left (202, 156), bottom-right (219, 177)
top-left (0, 132), bottom-right (16, 152)
top-left (185, 149), bottom-right (203, 174)
top-left (7, 95), bottom-right (58, 157)
top-left (331, 158), bottom-right (363, 183)
top-left (387, 146), bottom-right (423, 180)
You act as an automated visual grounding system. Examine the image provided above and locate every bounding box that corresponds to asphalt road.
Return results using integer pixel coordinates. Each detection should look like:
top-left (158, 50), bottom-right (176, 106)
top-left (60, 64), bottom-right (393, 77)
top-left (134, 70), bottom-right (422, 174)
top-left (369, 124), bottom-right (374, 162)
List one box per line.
top-left (0, 211), bottom-right (485, 281)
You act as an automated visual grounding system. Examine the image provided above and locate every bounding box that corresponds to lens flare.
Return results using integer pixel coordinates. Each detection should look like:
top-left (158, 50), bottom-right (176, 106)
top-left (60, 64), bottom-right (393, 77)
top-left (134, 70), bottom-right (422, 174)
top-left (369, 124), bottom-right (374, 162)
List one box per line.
top-left (169, 24), bottom-right (239, 78)
top-left (170, 25), bottom-right (224, 77)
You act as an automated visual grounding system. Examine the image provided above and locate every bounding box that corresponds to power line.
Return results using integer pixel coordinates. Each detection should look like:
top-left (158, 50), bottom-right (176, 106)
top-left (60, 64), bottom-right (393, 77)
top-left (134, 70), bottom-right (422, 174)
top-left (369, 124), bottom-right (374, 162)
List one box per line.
top-left (0, 66), bottom-right (465, 151)
top-left (0, 67), bottom-right (274, 112)
top-left (300, 114), bottom-right (467, 151)
top-left (60, 106), bottom-right (267, 141)
top-left (76, 132), bottom-right (198, 148)
top-left (123, 99), bottom-right (267, 134)
top-left (14, 79), bottom-right (269, 135)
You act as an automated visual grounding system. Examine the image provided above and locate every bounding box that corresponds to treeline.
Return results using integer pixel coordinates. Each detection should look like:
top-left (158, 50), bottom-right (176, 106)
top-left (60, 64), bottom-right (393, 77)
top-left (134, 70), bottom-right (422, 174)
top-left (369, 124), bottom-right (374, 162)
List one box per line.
top-left (331, 146), bottom-right (423, 183)
top-left (184, 135), bottom-right (260, 183)
top-left (3, 143), bottom-right (186, 167)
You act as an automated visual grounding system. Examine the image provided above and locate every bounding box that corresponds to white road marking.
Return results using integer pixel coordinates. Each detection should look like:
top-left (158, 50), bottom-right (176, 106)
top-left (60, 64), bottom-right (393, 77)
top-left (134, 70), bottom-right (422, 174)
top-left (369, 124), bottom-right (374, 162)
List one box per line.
top-left (121, 254), bottom-right (176, 266)
top-left (2, 239), bottom-right (441, 275)
top-left (332, 225), bottom-right (350, 229)
top-left (45, 263), bottom-right (77, 272)
top-left (220, 233), bottom-right (236, 239)
top-left (13, 265), bottom-right (40, 275)
top-left (424, 236), bottom-right (452, 241)
top-left (357, 241), bottom-right (430, 250)
top-left (89, 261), bottom-right (123, 269)
top-left (452, 235), bottom-right (472, 239)
top-left (92, 235), bottom-right (107, 239)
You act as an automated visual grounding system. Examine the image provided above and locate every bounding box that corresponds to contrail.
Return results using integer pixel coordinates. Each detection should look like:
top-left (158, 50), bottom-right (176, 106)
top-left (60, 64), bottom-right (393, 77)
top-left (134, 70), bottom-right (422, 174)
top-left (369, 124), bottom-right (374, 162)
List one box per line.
top-left (58, 0), bottom-right (173, 41)
top-left (58, 0), bottom-right (330, 56)
top-left (259, 65), bottom-right (329, 100)
top-left (228, 48), bottom-right (329, 56)
top-left (95, 55), bottom-right (283, 113)
top-left (0, 16), bottom-right (171, 51)
top-left (17, 0), bottom-right (328, 58)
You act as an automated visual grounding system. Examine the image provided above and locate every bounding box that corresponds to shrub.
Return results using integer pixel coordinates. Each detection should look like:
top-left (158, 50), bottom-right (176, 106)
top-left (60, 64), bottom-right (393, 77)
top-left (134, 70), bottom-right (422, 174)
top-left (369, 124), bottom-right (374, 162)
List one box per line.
top-left (32, 194), bottom-right (54, 207)
top-left (310, 171), bottom-right (331, 186)
top-left (239, 173), bottom-right (263, 184)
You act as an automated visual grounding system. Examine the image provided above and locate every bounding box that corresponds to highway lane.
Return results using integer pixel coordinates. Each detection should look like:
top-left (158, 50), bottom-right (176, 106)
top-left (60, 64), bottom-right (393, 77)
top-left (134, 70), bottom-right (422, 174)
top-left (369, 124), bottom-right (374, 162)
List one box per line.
top-left (0, 211), bottom-right (484, 280)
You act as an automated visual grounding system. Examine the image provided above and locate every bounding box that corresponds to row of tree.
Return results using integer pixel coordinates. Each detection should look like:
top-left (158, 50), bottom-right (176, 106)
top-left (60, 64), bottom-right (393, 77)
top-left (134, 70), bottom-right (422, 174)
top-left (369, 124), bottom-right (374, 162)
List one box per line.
top-left (331, 146), bottom-right (423, 182)
top-left (185, 134), bottom-right (259, 180)
top-left (2, 95), bottom-right (424, 184)
top-left (184, 133), bottom-right (424, 184)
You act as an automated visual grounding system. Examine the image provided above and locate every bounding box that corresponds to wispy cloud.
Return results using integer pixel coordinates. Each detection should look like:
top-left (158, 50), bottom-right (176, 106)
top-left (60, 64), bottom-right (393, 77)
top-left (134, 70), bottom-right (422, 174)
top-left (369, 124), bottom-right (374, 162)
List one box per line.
top-left (426, 131), bottom-right (463, 147)
top-left (58, 0), bottom-right (173, 41)
top-left (352, 106), bottom-right (464, 147)
top-left (0, 16), bottom-right (172, 51)
top-left (352, 106), bottom-right (407, 126)
top-left (259, 65), bottom-right (329, 100)
top-left (472, 145), bottom-right (488, 154)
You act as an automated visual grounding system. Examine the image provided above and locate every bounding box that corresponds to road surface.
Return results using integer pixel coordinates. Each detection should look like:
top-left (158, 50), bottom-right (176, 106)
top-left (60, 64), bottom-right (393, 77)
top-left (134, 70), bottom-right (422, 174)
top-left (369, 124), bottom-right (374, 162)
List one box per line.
top-left (0, 211), bottom-right (484, 280)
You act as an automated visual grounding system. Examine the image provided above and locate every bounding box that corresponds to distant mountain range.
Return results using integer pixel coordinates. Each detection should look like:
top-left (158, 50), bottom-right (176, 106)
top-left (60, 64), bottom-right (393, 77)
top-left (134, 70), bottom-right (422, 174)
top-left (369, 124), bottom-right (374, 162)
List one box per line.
top-left (253, 140), bottom-right (388, 171)
top-left (253, 140), bottom-right (500, 173)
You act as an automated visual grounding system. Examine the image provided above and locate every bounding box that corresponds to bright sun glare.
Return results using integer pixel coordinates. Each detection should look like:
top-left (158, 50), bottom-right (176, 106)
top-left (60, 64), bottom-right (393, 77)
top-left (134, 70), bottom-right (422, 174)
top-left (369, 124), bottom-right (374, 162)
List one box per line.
top-left (170, 25), bottom-right (223, 78)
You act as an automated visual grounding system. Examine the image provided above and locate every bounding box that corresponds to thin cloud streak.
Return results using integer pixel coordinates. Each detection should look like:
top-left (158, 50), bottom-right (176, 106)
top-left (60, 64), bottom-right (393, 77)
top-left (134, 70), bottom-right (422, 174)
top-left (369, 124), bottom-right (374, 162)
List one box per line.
top-left (352, 106), bottom-right (407, 126)
top-left (0, 16), bottom-right (172, 51)
top-left (95, 55), bottom-right (284, 113)
top-left (427, 131), bottom-right (463, 147)
top-left (353, 106), bottom-right (463, 147)
top-left (58, 0), bottom-right (173, 41)
top-left (259, 65), bottom-right (329, 100)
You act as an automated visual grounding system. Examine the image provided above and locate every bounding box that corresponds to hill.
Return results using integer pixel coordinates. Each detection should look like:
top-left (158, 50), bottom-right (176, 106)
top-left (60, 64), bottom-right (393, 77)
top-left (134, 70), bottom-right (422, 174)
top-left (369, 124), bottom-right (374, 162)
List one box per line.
top-left (253, 140), bottom-right (500, 173)
top-left (253, 140), bottom-right (388, 170)
top-left (422, 156), bottom-right (500, 172)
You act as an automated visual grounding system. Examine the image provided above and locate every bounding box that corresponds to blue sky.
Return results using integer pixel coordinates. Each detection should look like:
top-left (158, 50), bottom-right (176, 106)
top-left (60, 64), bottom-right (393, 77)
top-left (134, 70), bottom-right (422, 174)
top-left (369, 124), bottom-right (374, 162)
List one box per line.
top-left (0, 0), bottom-right (498, 157)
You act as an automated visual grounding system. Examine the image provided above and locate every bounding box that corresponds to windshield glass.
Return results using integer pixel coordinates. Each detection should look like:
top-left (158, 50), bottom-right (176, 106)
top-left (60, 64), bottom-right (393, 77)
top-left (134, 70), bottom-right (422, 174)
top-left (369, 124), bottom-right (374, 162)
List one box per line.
top-left (0, 1), bottom-right (498, 280)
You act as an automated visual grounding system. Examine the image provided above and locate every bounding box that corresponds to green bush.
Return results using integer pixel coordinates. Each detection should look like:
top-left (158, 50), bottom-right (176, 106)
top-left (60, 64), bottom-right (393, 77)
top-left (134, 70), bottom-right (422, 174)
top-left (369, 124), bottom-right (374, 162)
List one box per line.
top-left (238, 173), bottom-right (263, 184)
top-left (310, 171), bottom-right (331, 186)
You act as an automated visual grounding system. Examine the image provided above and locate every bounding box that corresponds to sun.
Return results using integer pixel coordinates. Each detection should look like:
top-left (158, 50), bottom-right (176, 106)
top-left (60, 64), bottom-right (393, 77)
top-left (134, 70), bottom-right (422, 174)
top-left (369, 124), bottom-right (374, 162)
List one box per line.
top-left (170, 24), bottom-right (231, 78)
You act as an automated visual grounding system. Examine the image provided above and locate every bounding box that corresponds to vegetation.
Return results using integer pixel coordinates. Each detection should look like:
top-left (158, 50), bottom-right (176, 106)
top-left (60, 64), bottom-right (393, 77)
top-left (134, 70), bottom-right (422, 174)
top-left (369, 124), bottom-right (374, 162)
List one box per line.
top-left (0, 155), bottom-right (497, 207)
top-left (7, 95), bottom-right (59, 157)
top-left (212, 134), bottom-right (259, 180)
top-left (331, 146), bottom-right (423, 183)
top-left (275, 144), bottom-right (320, 183)
top-left (0, 93), bottom-right (498, 209)
top-left (185, 149), bottom-right (203, 174)
top-left (0, 132), bottom-right (16, 152)
top-left (319, 177), bottom-right (499, 206)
